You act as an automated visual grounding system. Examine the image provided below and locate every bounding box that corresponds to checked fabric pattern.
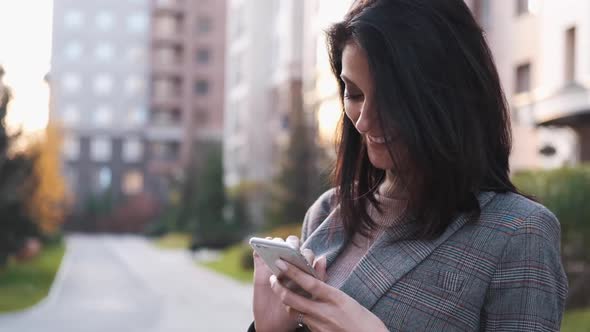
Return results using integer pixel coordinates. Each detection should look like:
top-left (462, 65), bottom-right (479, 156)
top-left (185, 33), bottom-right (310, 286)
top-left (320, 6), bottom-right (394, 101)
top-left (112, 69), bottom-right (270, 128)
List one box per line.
top-left (297, 189), bottom-right (567, 331)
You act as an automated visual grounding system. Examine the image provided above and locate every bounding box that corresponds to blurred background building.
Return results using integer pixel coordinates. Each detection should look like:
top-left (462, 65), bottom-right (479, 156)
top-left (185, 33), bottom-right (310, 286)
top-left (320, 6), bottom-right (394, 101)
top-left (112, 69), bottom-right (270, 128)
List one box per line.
top-left (49, 0), bottom-right (226, 230)
top-left (468, 0), bottom-right (586, 170)
top-left (43, 0), bottom-right (590, 229)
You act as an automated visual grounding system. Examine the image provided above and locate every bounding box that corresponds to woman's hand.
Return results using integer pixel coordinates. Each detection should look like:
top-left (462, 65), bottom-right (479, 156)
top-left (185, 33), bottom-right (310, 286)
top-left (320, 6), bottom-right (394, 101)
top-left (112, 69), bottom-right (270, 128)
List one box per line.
top-left (253, 236), bottom-right (319, 332)
top-left (270, 258), bottom-right (389, 332)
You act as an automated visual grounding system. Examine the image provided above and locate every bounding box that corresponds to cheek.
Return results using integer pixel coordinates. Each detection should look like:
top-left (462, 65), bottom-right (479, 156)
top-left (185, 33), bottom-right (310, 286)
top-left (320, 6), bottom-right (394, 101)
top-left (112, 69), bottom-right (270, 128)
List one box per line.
top-left (344, 104), bottom-right (360, 126)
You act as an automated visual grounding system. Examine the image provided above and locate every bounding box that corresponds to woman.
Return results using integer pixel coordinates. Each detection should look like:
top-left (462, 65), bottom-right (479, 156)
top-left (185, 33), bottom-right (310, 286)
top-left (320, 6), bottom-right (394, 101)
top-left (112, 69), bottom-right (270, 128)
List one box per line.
top-left (250, 0), bottom-right (568, 331)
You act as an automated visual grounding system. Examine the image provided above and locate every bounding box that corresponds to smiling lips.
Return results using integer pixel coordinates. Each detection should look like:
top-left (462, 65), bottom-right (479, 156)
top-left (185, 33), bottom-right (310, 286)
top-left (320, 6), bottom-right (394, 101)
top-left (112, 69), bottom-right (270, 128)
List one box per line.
top-left (367, 135), bottom-right (390, 144)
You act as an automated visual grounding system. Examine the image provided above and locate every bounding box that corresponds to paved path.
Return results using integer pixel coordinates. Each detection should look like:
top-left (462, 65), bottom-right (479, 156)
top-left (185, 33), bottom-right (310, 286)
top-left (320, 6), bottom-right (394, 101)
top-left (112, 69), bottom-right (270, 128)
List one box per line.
top-left (0, 234), bottom-right (254, 332)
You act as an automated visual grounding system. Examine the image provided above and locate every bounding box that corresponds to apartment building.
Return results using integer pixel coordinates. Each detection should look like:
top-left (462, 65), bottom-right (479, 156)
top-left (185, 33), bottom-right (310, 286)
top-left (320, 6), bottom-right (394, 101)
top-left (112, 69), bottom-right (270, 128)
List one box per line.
top-left (51, 0), bottom-right (226, 217)
top-left (51, 0), bottom-right (151, 205)
top-left (469, 0), bottom-right (586, 169)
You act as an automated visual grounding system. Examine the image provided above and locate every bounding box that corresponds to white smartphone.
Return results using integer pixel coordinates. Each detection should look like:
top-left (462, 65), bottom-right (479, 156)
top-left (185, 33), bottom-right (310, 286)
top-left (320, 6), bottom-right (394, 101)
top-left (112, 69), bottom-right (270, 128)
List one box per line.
top-left (249, 237), bottom-right (319, 279)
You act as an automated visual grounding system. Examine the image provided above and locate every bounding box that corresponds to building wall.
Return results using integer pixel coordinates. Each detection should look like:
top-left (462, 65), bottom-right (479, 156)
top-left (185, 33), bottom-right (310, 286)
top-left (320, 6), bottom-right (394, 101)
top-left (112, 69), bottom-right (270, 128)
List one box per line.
top-left (51, 0), bottom-right (151, 205)
top-left (468, 0), bottom-right (588, 170)
top-left (224, 0), bottom-right (276, 188)
top-left (148, 0), bottom-right (226, 179)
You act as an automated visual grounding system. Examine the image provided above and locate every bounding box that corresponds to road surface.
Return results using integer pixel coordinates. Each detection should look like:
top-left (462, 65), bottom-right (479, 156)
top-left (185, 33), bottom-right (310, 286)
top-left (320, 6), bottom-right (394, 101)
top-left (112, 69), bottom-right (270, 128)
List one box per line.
top-left (0, 234), bottom-right (254, 332)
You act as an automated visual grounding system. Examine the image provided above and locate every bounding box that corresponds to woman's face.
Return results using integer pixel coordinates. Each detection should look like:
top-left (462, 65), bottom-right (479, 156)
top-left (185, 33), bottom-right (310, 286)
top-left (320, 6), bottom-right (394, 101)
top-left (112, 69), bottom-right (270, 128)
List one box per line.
top-left (341, 41), bottom-right (395, 170)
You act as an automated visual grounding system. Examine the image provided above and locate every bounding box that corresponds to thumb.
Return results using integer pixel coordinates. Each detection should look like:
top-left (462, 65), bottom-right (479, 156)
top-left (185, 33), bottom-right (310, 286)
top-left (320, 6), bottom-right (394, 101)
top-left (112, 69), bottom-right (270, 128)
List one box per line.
top-left (313, 255), bottom-right (328, 282)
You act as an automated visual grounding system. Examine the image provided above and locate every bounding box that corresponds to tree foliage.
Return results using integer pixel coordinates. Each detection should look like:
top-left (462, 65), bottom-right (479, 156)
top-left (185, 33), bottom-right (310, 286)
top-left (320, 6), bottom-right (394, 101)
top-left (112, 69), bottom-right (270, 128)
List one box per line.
top-left (26, 124), bottom-right (69, 236)
top-left (0, 67), bottom-right (38, 265)
top-left (266, 99), bottom-right (330, 228)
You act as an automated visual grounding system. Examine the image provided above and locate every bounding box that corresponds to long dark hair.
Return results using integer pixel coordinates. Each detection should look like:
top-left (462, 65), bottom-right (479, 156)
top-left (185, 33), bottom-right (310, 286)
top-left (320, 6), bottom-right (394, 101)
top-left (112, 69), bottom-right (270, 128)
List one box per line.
top-left (327, 0), bottom-right (519, 239)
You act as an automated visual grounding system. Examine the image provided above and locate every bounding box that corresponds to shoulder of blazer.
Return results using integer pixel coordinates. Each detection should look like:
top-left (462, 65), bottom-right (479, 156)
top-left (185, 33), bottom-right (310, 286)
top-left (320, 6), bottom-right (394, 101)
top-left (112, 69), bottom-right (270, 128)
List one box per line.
top-left (302, 188), bottom-right (338, 241)
top-left (480, 191), bottom-right (559, 233)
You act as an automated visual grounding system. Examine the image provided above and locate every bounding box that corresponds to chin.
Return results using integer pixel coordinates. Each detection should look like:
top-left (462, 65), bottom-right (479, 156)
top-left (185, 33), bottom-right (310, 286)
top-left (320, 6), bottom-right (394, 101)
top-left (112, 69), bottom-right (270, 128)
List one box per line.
top-left (368, 153), bottom-right (394, 170)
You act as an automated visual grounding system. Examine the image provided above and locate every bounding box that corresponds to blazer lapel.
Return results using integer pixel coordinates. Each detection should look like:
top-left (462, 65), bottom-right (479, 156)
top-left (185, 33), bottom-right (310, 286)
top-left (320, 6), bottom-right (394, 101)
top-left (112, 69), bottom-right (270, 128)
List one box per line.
top-left (339, 192), bottom-right (496, 310)
top-left (301, 205), bottom-right (348, 266)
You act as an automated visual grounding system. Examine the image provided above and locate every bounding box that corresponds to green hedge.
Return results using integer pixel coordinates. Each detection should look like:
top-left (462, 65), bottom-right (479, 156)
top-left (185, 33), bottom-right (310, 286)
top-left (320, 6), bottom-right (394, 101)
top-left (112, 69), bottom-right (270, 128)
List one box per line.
top-left (512, 165), bottom-right (590, 308)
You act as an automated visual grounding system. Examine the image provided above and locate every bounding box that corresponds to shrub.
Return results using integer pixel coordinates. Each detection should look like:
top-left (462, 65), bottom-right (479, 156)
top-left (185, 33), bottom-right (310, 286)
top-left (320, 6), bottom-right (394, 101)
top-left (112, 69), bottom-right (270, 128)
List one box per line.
top-left (512, 165), bottom-right (590, 308)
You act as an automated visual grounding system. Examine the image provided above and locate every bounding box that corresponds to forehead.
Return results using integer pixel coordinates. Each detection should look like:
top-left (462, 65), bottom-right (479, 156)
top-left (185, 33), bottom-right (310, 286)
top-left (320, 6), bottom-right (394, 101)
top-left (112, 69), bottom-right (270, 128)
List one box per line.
top-left (341, 41), bottom-right (370, 84)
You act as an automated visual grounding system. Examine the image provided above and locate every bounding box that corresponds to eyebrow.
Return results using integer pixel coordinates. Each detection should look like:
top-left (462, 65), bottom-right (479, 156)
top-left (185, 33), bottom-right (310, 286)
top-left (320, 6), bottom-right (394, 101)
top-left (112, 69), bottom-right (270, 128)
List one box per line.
top-left (340, 74), bottom-right (360, 90)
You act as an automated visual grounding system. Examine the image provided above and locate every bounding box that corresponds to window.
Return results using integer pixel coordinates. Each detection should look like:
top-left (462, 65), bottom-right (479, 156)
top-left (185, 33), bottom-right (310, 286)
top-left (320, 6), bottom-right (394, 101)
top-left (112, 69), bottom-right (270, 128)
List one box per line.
top-left (122, 170), bottom-right (144, 195)
top-left (155, 46), bottom-right (181, 66)
top-left (62, 73), bottom-right (81, 93)
top-left (515, 62), bottom-right (531, 94)
top-left (96, 11), bottom-right (114, 31)
top-left (232, 4), bottom-right (244, 40)
top-left (64, 41), bottom-right (83, 60)
top-left (94, 105), bottom-right (113, 126)
top-left (154, 77), bottom-right (181, 98)
top-left (231, 54), bottom-right (243, 87)
top-left (94, 74), bottom-right (114, 95)
top-left (128, 13), bottom-right (148, 33)
top-left (194, 79), bottom-right (209, 95)
top-left (151, 141), bottom-right (179, 160)
top-left (196, 48), bottom-right (210, 64)
top-left (126, 46), bottom-right (145, 63)
top-left (94, 166), bottom-right (112, 192)
top-left (196, 16), bottom-right (212, 34)
top-left (95, 43), bottom-right (114, 61)
top-left (123, 138), bottom-right (143, 162)
top-left (62, 104), bottom-right (80, 126)
top-left (125, 76), bottom-right (145, 96)
top-left (64, 165), bottom-right (78, 195)
top-left (64, 10), bottom-right (83, 29)
top-left (128, 106), bottom-right (147, 126)
top-left (155, 14), bottom-right (180, 36)
top-left (63, 135), bottom-right (80, 160)
top-left (565, 26), bottom-right (576, 83)
top-left (91, 137), bottom-right (112, 161)
top-left (516, 0), bottom-right (529, 16)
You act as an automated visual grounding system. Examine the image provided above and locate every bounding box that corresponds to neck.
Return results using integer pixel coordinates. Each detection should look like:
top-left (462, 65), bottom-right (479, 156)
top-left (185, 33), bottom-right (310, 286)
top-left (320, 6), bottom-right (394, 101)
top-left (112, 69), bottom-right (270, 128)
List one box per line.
top-left (378, 170), bottom-right (408, 199)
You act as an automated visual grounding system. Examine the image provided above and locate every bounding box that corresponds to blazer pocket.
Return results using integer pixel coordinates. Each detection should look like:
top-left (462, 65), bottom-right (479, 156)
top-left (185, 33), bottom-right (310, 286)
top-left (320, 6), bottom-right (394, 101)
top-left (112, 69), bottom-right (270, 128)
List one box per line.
top-left (406, 270), bottom-right (466, 293)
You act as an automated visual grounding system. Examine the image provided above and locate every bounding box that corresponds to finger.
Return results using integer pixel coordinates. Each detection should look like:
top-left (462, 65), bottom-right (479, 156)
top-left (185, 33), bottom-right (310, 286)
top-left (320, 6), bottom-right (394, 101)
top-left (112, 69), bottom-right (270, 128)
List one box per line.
top-left (301, 248), bottom-right (315, 266)
top-left (286, 235), bottom-right (300, 250)
top-left (312, 255), bottom-right (328, 282)
top-left (272, 237), bottom-right (284, 242)
top-left (276, 259), bottom-right (331, 301)
top-left (270, 275), bottom-right (317, 315)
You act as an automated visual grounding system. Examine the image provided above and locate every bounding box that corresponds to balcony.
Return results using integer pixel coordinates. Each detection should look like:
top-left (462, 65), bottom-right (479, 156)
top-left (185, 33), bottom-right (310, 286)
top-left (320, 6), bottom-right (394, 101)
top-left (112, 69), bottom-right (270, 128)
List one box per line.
top-left (153, 0), bottom-right (185, 15)
top-left (146, 115), bottom-right (183, 141)
top-left (529, 83), bottom-right (590, 126)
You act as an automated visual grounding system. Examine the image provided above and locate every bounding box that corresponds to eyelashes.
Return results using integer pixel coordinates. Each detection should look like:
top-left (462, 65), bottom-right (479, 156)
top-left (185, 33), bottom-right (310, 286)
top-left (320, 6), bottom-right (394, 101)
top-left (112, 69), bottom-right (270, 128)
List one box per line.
top-left (344, 93), bottom-right (364, 101)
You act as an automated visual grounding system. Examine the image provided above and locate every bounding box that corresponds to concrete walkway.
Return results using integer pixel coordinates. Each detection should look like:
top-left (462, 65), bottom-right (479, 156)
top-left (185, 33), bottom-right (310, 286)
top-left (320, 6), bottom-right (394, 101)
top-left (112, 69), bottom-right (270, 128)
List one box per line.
top-left (0, 234), bottom-right (254, 332)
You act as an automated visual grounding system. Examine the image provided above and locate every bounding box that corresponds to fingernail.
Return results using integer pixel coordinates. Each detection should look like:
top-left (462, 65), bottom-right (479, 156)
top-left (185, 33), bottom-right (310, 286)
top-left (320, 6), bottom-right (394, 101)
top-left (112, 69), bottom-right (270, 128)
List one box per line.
top-left (275, 259), bottom-right (288, 272)
top-left (269, 275), bottom-right (277, 287)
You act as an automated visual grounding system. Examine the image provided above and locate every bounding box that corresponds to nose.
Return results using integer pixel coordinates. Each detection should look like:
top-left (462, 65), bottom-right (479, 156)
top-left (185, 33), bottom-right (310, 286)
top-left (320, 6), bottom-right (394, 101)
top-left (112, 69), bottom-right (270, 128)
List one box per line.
top-left (353, 104), bottom-right (374, 135)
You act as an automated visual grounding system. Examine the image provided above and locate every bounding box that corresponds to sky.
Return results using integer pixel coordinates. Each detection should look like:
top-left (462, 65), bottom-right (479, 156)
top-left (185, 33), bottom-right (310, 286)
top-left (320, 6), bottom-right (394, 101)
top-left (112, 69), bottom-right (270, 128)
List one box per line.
top-left (0, 0), bottom-right (53, 133)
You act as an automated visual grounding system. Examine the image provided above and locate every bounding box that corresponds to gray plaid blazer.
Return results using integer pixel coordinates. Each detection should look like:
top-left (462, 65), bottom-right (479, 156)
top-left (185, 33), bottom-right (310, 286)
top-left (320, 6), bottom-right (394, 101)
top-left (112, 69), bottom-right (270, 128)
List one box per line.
top-left (299, 189), bottom-right (568, 331)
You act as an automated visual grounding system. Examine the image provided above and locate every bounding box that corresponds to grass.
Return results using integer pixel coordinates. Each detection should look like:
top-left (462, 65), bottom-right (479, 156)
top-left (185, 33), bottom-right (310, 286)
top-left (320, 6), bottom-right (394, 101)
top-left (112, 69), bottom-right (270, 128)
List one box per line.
top-left (0, 242), bottom-right (66, 313)
top-left (153, 232), bottom-right (191, 250)
top-left (201, 244), bottom-right (253, 283)
top-left (562, 308), bottom-right (590, 332)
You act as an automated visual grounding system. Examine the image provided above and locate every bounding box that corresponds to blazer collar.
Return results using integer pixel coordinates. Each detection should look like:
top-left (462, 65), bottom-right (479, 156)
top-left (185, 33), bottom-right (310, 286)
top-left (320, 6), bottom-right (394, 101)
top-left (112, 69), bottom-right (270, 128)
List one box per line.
top-left (302, 191), bottom-right (496, 310)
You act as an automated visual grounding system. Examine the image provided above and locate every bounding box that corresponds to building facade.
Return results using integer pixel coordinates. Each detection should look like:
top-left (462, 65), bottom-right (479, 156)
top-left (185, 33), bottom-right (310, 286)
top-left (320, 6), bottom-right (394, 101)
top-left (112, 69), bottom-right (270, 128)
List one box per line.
top-left (149, 0), bottom-right (226, 180)
top-left (51, 0), bottom-right (152, 205)
top-left (51, 0), bottom-right (226, 221)
top-left (468, 0), bottom-right (586, 169)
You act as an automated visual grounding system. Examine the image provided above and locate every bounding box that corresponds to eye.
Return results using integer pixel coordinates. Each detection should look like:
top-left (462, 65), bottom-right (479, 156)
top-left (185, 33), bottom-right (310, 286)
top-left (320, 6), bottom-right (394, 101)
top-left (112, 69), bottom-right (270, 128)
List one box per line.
top-left (344, 91), bottom-right (364, 101)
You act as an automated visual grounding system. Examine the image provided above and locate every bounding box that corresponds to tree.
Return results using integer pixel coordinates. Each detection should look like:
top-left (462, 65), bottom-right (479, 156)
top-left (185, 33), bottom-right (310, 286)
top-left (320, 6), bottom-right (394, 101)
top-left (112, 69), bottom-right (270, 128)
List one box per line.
top-left (26, 124), bottom-right (69, 236)
top-left (0, 65), bottom-right (38, 266)
top-left (266, 92), bottom-right (331, 228)
top-left (177, 142), bottom-right (248, 248)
